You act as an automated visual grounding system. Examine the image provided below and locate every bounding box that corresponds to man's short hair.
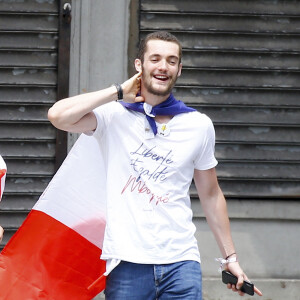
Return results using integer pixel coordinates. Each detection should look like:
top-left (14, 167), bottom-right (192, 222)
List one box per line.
top-left (137, 31), bottom-right (182, 64)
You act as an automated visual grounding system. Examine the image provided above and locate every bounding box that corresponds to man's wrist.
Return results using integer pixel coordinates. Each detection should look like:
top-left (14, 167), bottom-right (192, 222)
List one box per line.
top-left (225, 252), bottom-right (237, 260)
top-left (215, 255), bottom-right (238, 272)
top-left (113, 83), bottom-right (123, 101)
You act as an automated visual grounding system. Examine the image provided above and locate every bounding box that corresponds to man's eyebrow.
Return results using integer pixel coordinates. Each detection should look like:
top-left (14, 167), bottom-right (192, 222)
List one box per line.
top-left (149, 54), bottom-right (179, 60)
top-left (168, 55), bottom-right (179, 60)
top-left (149, 54), bottom-right (161, 58)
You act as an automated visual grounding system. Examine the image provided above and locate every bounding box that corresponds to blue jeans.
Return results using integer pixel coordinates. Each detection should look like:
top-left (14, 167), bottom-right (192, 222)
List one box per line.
top-left (104, 260), bottom-right (202, 300)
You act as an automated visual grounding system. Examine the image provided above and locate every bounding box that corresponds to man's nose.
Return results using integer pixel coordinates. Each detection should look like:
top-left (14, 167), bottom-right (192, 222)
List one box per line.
top-left (158, 60), bottom-right (168, 71)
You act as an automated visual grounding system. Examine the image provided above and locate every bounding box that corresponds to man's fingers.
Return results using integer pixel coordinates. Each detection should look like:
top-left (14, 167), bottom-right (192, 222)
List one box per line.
top-left (254, 286), bottom-right (263, 296)
top-left (135, 72), bottom-right (142, 87)
top-left (132, 71), bottom-right (141, 90)
top-left (135, 95), bottom-right (144, 102)
top-left (234, 275), bottom-right (263, 297)
top-left (236, 274), bottom-right (244, 290)
top-left (121, 71), bottom-right (143, 102)
top-left (133, 70), bottom-right (142, 81)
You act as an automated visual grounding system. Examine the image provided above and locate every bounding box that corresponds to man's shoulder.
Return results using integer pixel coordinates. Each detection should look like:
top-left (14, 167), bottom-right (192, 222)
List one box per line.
top-left (180, 110), bottom-right (213, 127)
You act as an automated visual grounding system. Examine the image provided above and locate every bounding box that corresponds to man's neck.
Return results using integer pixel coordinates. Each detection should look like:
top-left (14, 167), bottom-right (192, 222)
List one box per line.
top-left (141, 90), bottom-right (173, 123)
top-left (154, 114), bottom-right (173, 124)
top-left (142, 90), bottom-right (171, 107)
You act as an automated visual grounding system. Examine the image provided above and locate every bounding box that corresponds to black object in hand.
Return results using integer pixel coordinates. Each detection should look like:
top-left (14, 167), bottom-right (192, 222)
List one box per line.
top-left (222, 270), bottom-right (254, 296)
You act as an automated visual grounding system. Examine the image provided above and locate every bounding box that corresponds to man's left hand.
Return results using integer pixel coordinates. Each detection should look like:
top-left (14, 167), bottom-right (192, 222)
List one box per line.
top-left (227, 261), bottom-right (263, 296)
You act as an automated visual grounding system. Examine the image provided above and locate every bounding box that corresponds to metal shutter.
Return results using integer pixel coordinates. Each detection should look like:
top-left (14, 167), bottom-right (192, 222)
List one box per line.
top-left (0, 0), bottom-right (70, 250)
top-left (139, 0), bottom-right (300, 199)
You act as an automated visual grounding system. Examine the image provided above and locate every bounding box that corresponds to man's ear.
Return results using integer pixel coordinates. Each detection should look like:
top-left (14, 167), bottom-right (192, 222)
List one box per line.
top-left (177, 63), bottom-right (183, 77)
top-left (135, 59), bottom-right (142, 72)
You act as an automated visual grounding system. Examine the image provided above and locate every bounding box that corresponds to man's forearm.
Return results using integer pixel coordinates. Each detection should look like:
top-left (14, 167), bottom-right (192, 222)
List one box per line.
top-left (48, 86), bottom-right (118, 132)
top-left (201, 187), bottom-right (236, 258)
top-left (48, 71), bottom-right (142, 133)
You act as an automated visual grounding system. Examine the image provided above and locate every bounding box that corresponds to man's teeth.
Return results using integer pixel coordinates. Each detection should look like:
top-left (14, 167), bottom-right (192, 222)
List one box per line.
top-left (155, 75), bottom-right (168, 80)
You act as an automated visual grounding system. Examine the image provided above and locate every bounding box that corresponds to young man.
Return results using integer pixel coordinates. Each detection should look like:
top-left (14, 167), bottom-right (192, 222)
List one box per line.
top-left (48, 31), bottom-right (262, 299)
top-left (0, 155), bottom-right (7, 243)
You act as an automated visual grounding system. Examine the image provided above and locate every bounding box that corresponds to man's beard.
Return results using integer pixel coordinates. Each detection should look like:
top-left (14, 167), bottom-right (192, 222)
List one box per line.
top-left (142, 68), bottom-right (179, 97)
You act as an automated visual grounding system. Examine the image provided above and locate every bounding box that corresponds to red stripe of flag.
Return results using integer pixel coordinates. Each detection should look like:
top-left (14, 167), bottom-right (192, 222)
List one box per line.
top-left (0, 210), bottom-right (106, 300)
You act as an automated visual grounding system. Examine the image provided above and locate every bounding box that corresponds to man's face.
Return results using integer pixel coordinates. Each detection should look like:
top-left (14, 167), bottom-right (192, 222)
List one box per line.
top-left (139, 40), bottom-right (182, 97)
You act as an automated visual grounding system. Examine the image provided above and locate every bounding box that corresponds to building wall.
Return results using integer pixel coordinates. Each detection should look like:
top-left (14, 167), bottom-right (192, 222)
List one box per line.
top-left (68, 0), bottom-right (131, 149)
top-left (0, 0), bottom-right (62, 252)
top-left (68, 1), bottom-right (300, 299)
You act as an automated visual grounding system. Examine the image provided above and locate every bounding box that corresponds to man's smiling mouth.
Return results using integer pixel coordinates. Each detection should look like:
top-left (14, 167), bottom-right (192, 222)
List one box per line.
top-left (153, 75), bottom-right (169, 81)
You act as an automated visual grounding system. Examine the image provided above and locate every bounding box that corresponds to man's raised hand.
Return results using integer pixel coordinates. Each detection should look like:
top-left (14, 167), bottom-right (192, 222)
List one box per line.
top-left (121, 71), bottom-right (144, 103)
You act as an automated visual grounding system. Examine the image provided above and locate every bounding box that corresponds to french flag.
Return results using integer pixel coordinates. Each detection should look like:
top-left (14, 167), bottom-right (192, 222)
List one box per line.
top-left (0, 135), bottom-right (107, 299)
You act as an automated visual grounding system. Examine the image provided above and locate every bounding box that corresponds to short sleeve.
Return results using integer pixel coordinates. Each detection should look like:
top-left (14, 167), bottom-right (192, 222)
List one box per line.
top-left (84, 102), bottom-right (119, 140)
top-left (194, 116), bottom-right (218, 170)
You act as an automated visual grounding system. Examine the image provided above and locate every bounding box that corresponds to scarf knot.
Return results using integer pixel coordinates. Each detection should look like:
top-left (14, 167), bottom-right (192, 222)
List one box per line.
top-left (120, 94), bottom-right (195, 135)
